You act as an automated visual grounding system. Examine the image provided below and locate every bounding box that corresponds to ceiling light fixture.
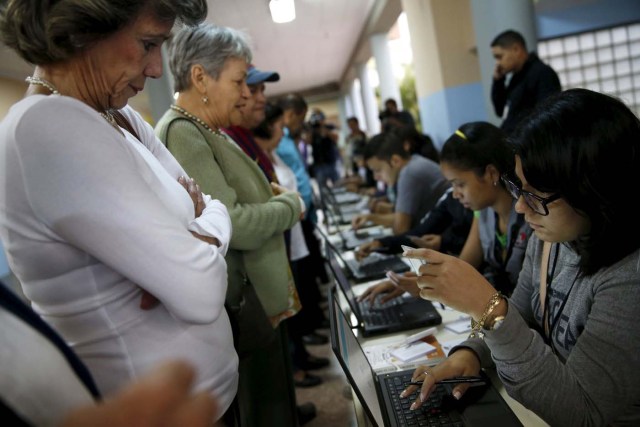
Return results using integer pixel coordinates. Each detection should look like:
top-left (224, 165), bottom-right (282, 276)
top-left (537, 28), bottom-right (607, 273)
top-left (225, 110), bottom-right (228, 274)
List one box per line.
top-left (269, 0), bottom-right (296, 24)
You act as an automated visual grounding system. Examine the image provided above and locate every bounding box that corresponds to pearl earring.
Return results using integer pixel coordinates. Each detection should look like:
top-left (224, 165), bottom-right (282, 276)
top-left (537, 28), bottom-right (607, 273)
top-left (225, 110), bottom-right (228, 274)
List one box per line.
top-left (202, 95), bottom-right (209, 104)
top-left (493, 181), bottom-right (498, 186)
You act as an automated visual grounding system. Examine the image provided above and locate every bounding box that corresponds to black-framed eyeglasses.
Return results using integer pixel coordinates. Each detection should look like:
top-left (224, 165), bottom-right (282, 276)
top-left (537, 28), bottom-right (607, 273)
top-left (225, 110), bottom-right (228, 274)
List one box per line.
top-left (500, 175), bottom-right (561, 216)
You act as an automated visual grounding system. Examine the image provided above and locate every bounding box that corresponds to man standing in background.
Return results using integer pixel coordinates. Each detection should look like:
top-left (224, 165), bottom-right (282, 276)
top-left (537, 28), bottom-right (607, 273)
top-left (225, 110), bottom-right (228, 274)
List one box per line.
top-left (490, 29), bottom-right (561, 134)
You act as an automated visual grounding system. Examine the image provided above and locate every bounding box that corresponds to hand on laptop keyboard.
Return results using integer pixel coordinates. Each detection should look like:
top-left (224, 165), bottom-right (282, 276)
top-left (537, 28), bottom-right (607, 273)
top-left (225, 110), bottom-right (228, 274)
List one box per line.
top-left (357, 280), bottom-right (405, 306)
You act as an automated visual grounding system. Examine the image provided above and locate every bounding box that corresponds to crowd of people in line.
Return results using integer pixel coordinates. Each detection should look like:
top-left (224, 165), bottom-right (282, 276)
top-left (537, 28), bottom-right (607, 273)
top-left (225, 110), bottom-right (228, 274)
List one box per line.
top-left (0, 1), bottom-right (638, 426)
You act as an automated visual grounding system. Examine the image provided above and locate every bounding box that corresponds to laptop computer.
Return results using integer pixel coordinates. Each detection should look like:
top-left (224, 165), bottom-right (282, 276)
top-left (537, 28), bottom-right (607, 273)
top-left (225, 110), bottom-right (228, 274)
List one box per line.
top-left (320, 183), bottom-right (362, 205)
top-left (321, 202), bottom-right (389, 250)
top-left (328, 287), bottom-right (524, 427)
top-left (326, 243), bottom-right (441, 337)
top-left (320, 186), bottom-right (367, 225)
top-left (320, 226), bottom-right (410, 283)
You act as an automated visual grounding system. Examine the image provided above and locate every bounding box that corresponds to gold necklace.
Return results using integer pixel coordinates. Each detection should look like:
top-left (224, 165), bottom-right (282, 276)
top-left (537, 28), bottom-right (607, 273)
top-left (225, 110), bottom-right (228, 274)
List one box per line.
top-left (170, 105), bottom-right (222, 136)
top-left (25, 75), bottom-right (123, 135)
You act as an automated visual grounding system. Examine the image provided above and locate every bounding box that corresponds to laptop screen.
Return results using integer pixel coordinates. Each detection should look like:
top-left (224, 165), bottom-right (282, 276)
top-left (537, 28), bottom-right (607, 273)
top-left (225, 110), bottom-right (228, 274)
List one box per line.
top-left (329, 288), bottom-right (385, 427)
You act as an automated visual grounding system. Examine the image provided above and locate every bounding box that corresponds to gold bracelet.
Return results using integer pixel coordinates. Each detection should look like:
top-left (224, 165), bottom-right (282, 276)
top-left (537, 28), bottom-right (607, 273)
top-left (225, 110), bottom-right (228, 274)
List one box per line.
top-left (468, 292), bottom-right (503, 339)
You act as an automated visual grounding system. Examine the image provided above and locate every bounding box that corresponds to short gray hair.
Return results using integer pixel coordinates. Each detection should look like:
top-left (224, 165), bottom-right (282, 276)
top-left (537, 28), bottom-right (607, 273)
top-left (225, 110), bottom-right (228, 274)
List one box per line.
top-left (0, 0), bottom-right (207, 65)
top-left (168, 23), bottom-right (253, 92)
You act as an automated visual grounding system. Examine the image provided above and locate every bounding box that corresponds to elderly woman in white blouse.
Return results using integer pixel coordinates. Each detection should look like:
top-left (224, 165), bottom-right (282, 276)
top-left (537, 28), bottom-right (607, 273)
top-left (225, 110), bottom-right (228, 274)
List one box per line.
top-left (0, 0), bottom-right (238, 422)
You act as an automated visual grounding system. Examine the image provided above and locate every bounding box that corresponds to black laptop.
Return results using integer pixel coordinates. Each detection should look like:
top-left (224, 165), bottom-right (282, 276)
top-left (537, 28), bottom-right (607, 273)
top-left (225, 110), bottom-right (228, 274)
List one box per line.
top-left (326, 244), bottom-right (441, 337)
top-left (316, 220), bottom-right (408, 282)
top-left (328, 287), bottom-right (524, 427)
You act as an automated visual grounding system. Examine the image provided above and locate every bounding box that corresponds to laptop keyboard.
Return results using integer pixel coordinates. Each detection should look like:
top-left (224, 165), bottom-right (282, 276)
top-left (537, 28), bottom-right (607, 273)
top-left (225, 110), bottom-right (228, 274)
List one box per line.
top-left (359, 297), bottom-right (402, 325)
top-left (358, 256), bottom-right (410, 278)
top-left (386, 373), bottom-right (463, 427)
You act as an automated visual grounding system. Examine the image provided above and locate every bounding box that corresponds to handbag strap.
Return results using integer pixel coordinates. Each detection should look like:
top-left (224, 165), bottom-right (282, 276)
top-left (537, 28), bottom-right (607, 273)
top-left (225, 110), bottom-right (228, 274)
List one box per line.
top-left (111, 110), bottom-right (141, 141)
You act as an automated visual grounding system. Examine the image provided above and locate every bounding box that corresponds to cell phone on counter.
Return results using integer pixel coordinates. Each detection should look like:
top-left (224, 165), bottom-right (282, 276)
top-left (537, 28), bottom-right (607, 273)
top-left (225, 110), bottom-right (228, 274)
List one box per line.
top-left (401, 244), bottom-right (427, 275)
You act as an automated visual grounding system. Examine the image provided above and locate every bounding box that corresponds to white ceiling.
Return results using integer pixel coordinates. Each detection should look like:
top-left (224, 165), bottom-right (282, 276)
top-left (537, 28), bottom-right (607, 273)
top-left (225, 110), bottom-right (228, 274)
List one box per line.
top-left (0, 0), bottom-right (389, 100)
top-left (207, 0), bottom-right (378, 97)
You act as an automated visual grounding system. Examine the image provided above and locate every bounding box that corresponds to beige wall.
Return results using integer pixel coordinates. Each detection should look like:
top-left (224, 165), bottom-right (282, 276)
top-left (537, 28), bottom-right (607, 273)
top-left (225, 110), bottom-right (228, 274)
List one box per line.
top-left (0, 76), bottom-right (27, 120)
top-left (402, 0), bottom-right (480, 98)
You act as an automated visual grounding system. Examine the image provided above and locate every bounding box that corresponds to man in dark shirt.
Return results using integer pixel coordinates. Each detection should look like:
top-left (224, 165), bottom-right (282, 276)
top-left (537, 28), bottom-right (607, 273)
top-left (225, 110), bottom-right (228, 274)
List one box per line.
top-left (380, 98), bottom-right (416, 131)
top-left (490, 29), bottom-right (561, 134)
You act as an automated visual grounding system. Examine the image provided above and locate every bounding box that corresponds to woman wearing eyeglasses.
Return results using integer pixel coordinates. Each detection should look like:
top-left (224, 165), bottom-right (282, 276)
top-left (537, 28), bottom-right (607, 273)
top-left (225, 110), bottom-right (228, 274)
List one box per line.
top-left (402, 89), bottom-right (640, 426)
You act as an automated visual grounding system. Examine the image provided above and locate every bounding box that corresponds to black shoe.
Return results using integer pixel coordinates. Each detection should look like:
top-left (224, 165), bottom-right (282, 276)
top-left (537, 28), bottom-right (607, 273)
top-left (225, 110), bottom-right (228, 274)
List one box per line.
top-left (299, 355), bottom-right (330, 370)
top-left (294, 372), bottom-right (323, 388)
top-left (297, 402), bottom-right (317, 425)
top-left (302, 332), bottom-right (328, 346)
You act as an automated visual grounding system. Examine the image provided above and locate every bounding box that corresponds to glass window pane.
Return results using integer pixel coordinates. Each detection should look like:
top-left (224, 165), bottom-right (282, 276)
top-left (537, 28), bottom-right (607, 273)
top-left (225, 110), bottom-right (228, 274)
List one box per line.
top-left (612, 27), bottom-right (628, 44)
top-left (614, 44), bottom-right (630, 60)
top-left (549, 39), bottom-right (564, 55)
top-left (618, 76), bottom-right (633, 91)
top-left (558, 71), bottom-right (569, 87)
top-left (551, 56), bottom-right (566, 71)
top-left (616, 59), bottom-right (631, 75)
top-left (564, 36), bottom-right (580, 53)
top-left (598, 47), bottom-right (613, 62)
top-left (630, 40), bottom-right (640, 56)
top-left (580, 33), bottom-right (596, 49)
top-left (599, 63), bottom-right (615, 78)
top-left (581, 50), bottom-right (597, 66)
top-left (601, 78), bottom-right (617, 93)
top-left (628, 23), bottom-right (640, 41)
top-left (586, 81), bottom-right (601, 92)
top-left (568, 69), bottom-right (584, 85)
top-left (538, 42), bottom-right (548, 57)
top-left (596, 30), bottom-right (612, 46)
top-left (584, 66), bottom-right (599, 82)
top-left (619, 91), bottom-right (634, 106)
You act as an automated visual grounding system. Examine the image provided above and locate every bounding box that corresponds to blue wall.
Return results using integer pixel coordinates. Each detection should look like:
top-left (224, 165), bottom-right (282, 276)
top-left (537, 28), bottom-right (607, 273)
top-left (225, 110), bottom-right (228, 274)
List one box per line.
top-left (419, 82), bottom-right (488, 150)
top-left (536, 0), bottom-right (640, 39)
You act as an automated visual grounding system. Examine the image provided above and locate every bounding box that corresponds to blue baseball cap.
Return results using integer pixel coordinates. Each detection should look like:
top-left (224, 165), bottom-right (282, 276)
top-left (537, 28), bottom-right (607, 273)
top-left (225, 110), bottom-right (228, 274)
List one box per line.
top-left (246, 64), bottom-right (280, 85)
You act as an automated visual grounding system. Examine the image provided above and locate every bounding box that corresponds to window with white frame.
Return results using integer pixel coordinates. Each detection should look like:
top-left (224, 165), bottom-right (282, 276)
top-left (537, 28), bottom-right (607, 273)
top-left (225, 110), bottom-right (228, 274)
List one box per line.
top-left (538, 22), bottom-right (640, 117)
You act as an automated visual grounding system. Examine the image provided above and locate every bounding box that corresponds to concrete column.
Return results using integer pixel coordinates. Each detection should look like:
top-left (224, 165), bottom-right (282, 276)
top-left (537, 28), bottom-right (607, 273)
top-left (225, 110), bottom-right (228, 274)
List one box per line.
top-left (337, 94), bottom-right (349, 147)
top-left (349, 80), bottom-right (368, 136)
top-left (401, 0), bottom-right (483, 148)
top-left (344, 92), bottom-right (354, 118)
top-left (370, 32), bottom-right (402, 109)
top-left (471, 0), bottom-right (537, 124)
top-left (357, 62), bottom-right (381, 135)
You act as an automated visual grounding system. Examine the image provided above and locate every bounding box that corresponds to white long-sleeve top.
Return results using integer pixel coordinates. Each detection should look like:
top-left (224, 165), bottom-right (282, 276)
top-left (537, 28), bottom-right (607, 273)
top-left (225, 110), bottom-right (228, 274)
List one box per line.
top-left (0, 95), bottom-right (238, 416)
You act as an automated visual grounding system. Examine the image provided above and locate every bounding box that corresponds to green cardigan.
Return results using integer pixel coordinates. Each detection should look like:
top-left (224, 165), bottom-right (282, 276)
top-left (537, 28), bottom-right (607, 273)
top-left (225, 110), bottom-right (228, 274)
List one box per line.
top-left (155, 110), bottom-right (302, 316)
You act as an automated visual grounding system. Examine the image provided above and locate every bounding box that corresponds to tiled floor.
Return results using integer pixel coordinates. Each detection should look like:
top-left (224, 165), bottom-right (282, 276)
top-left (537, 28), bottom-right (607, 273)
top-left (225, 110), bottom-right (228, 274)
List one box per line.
top-left (294, 328), bottom-right (358, 427)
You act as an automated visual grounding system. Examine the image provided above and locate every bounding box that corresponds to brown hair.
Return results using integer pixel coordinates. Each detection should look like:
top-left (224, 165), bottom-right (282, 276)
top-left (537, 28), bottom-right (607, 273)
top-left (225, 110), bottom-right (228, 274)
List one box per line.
top-left (0, 0), bottom-right (207, 65)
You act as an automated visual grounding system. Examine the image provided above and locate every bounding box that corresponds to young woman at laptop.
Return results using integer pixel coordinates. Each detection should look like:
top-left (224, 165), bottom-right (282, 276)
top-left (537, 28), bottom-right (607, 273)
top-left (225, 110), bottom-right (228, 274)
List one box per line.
top-left (359, 121), bottom-right (531, 305)
top-left (402, 89), bottom-right (640, 426)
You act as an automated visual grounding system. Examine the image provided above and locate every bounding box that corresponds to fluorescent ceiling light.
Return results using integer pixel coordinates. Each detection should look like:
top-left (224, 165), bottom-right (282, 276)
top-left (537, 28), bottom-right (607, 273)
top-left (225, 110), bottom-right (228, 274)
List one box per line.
top-left (269, 0), bottom-right (296, 24)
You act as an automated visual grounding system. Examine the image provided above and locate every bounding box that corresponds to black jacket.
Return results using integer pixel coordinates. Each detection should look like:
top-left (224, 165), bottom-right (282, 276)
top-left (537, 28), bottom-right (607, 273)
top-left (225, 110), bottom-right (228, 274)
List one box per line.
top-left (378, 189), bottom-right (473, 255)
top-left (491, 53), bottom-right (561, 134)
